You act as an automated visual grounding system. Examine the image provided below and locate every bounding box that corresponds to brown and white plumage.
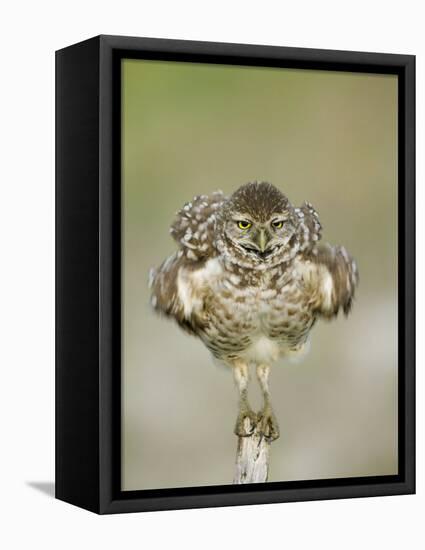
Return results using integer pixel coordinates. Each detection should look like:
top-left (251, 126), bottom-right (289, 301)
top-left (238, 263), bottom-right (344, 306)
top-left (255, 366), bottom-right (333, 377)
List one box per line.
top-left (149, 182), bottom-right (358, 440)
top-left (148, 191), bottom-right (225, 334)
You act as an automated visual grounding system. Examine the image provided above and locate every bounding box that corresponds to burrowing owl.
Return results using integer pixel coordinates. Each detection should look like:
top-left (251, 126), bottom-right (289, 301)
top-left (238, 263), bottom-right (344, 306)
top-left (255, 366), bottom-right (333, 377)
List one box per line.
top-left (149, 182), bottom-right (359, 440)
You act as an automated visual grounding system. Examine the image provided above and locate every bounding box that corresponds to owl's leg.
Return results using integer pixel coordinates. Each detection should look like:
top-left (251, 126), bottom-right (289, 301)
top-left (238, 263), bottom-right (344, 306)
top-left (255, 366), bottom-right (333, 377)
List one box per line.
top-left (256, 364), bottom-right (280, 441)
top-left (233, 360), bottom-right (257, 437)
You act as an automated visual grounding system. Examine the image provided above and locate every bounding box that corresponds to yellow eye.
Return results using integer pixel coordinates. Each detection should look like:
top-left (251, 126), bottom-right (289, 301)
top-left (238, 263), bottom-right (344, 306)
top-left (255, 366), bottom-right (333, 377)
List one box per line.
top-left (272, 220), bottom-right (284, 229)
top-left (237, 220), bottom-right (252, 230)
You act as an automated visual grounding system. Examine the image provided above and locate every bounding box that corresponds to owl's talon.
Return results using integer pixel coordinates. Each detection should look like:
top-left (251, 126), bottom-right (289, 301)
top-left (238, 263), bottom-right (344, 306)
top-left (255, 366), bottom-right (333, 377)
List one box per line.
top-left (257, 407), bottom-right (280, 441)
top-left (234, 409), bottom-right (257, 437)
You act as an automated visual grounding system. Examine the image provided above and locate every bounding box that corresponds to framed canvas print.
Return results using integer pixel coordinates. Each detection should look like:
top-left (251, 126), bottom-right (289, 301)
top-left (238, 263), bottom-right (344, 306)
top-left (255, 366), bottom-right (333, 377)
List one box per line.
top-left (56, 35), bottom-right (415, 514)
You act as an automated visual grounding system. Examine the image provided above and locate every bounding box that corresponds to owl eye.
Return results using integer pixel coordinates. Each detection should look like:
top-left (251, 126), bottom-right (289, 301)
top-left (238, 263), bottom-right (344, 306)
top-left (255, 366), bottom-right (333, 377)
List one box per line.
top-left (237, 220), bottom-right (252, 230)
top-left (272, 220), bottom-right (284, 229)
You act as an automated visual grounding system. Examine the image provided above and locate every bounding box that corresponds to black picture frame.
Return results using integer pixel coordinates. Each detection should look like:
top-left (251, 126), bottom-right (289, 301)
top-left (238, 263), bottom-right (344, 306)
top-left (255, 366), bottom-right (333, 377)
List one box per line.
top-left (56, 35), bottom-right (415, 514)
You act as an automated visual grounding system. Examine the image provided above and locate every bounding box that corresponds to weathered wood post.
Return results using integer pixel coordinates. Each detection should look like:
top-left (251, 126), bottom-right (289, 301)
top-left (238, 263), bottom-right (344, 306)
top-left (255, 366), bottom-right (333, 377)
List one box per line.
top-left (233, 417), bottom-right (272, 484)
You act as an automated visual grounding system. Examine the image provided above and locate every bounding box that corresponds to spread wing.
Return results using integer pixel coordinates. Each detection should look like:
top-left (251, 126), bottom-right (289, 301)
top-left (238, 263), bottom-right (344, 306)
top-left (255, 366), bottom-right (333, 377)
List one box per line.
top-left (170, 191), bottom-right (226, 261)
top-left (148, 191), bottom-right (226, 332)
top-left (299, 242), bottom-right (359, 318)
top-left (295, 201), bottom-right (323, 252)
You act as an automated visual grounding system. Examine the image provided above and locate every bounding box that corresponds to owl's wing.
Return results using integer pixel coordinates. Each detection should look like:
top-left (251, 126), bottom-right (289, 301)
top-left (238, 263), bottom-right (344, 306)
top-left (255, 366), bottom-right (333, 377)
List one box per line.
top-left (299, 242), bottom-right (359, 318)
top-left (149, 191), bottom-right (227, 333)
top-left (148, 251), bottom-right (195, 333)
top-left (295, 201), bottom-right (323, 252)
top-left (170, 191), bottom-right (227, 261)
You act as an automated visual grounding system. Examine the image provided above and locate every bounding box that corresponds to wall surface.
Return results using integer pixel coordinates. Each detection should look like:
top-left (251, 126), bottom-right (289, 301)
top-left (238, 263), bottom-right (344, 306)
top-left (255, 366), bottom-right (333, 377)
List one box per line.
top-left (0, 1), bottom-right (423, 549)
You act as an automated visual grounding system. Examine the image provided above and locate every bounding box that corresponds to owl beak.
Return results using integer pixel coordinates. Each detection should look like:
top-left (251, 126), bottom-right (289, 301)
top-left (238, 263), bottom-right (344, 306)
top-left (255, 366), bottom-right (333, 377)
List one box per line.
top-left (257, 228), bottom-right (269, 253)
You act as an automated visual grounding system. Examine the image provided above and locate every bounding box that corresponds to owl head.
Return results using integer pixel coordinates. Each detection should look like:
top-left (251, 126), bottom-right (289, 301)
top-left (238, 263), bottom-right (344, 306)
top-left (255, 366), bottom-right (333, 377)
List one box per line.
top-left (215, 182), bottom-right (301, 269)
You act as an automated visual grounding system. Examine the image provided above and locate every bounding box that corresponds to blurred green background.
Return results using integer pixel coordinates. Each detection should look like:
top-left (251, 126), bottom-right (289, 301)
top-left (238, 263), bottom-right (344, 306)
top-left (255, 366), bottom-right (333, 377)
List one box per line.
top-left (122, 59), bottom-right (398, 491)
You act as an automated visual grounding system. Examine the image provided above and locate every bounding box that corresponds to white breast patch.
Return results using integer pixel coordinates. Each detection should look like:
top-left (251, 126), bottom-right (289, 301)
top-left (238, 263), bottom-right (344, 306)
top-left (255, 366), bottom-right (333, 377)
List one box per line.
top-left (320, 267), bottom-right (334, 310)
top-left (241, 333), bottom-right (311, 365)
top-left (177, 258), bottom-right (223, 319)
top-left (242, 335), bottom-right (281, 364)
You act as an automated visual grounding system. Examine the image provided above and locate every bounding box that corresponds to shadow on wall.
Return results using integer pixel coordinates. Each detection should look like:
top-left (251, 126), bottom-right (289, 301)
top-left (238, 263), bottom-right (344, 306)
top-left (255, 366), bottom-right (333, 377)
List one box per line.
top-left (26, 481), bottom-right (55, 498)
